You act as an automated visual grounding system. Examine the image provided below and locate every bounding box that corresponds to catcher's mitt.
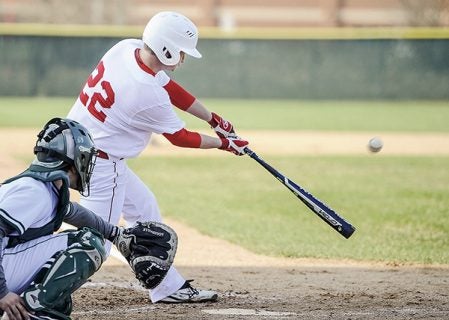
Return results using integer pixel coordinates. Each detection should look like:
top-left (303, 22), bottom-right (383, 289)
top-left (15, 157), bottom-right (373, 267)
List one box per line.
top-left (113, 221), bottom-right (178, 289)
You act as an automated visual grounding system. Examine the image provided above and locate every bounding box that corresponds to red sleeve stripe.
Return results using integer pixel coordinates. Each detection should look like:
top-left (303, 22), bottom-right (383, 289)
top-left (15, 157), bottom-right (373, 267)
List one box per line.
top-left (164, 79), bottom-right (196, 111)
top-left (163, 128), bottom-right (201, 148)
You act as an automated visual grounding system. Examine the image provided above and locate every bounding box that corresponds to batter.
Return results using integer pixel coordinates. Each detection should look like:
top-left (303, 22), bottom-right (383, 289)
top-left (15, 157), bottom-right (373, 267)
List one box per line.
top-left (67, 11), bottom-right (249, 303)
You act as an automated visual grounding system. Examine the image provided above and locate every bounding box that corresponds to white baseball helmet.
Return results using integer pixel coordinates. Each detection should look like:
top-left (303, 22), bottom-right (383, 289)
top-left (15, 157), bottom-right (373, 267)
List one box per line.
top-left (142, 11), bottom-right (202, 66)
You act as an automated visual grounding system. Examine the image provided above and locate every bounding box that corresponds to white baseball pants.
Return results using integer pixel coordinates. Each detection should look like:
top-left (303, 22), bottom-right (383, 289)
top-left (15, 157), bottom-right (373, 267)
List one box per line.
top-left (79, 157), bottom-right (185, 302)
top-left (2, 233), bottom-right (68, 295)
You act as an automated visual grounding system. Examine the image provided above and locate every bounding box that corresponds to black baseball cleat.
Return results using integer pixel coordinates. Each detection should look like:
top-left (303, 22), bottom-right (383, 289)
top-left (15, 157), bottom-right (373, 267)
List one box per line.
top-left (159, 280), bottom-right (218, 303)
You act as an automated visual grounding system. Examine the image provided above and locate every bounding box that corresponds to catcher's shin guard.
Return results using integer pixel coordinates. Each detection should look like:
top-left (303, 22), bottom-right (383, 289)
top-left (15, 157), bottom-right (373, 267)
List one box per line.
top-left (22, 227), bottom-right (106, 319)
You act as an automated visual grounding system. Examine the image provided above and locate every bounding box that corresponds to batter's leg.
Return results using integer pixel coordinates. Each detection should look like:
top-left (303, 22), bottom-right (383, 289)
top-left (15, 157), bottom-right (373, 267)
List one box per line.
top-left (121, 166), bottom-right (185, 302)
top-left (79, 158), bottom-right (128, 254)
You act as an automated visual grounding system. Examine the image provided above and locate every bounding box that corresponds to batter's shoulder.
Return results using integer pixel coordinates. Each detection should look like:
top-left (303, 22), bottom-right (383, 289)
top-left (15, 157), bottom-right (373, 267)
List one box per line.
top-left (113, 38), bottom-right (144, 51)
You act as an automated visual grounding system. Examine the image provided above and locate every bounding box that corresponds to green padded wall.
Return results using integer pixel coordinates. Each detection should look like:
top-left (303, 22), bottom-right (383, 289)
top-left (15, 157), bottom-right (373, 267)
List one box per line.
top-left (0, 36), bottom-right (448, 99)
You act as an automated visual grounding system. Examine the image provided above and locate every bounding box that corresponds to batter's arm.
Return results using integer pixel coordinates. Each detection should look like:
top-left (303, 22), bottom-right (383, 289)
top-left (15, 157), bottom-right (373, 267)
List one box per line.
top-left (163, 128), bottom-right (248, 155)
top-left (163, 128), bottom-right (220, 149)
top-left (162, 79), bottom-right (215, 122)
top-left (184, 99), bottom-right (213, 122)
top-left (164, 79), bottom-right (236, 138)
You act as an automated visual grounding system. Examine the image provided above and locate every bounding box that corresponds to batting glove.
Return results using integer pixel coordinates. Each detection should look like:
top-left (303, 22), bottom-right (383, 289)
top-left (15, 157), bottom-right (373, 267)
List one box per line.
top-left (208, 112), bottom-right (237, 138)
top-left (220, 137), bottom-right (249, 156)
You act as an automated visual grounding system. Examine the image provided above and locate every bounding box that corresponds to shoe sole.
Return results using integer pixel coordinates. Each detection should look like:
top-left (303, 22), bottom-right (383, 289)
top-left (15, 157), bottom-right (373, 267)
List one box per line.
top-left (159, 293), bottom-right (218, 304)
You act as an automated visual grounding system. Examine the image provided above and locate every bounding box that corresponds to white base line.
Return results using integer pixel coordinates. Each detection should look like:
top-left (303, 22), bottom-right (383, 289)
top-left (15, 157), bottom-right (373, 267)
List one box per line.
top-left (202, 308), bottom-right (448, 318)
top-left (75, 283), bottom-right (449, 318)
top-left (81, 281), bottom-right (147, 291)
top-left (73, 305), bottom-right (449, 317)
top-left (73, 305), bottom-right (156, 316)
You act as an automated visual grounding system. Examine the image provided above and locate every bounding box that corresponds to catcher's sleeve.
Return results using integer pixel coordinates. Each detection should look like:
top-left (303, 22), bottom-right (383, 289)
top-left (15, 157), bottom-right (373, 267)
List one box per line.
top-left (64, 202), bottom-right (118, 241)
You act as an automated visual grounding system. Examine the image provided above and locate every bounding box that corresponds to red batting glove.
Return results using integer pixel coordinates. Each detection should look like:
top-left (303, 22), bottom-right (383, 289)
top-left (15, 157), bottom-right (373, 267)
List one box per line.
top-left (208, 112), bottom-right (237, 138)
top-left (219, 137), bottom-right (249, 156)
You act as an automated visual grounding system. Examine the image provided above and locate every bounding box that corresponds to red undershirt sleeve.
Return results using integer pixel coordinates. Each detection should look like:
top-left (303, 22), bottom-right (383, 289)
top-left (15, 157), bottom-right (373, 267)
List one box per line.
top-left (164, 79), bottom-right (196, 111)
top-left (163, 128), bottom-right (202, 148)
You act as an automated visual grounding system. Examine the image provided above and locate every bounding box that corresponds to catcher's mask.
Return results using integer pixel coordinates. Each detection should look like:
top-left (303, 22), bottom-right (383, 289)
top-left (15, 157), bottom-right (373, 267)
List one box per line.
top-left (32, 117), bottom-right (97, 196)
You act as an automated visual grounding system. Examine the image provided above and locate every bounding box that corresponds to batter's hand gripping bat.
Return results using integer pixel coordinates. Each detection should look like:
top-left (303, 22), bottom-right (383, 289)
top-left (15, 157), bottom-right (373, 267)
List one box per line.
top-left (244, 147), bottom-right (356, 239)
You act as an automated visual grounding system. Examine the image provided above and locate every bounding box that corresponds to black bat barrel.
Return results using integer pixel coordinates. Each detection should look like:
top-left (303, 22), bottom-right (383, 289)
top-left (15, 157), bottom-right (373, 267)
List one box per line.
top-left (245, 147), bottom-right (356, 239)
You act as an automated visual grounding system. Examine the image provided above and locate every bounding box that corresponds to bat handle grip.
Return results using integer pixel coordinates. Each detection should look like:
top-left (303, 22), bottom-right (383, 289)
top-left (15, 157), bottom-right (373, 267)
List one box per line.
top-left (244, 147), bottom-right (256, 157)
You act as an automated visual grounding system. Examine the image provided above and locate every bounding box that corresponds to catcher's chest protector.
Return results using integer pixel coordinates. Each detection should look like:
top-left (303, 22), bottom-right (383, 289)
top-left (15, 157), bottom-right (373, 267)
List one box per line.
top-left (2, 168), bottom-right (71, 248)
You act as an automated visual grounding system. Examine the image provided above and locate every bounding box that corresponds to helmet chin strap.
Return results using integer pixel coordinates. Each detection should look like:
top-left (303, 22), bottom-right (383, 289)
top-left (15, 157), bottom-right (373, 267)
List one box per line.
top-left (37, 118), bottom-right (69, 142)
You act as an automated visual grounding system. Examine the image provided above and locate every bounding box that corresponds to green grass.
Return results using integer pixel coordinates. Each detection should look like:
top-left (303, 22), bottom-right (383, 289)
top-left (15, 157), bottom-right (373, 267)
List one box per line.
top-left (1, 97), bottom-right (448, 131)
top-left (0, 97), bottom-right (74, 127)
top-left (185, 99), bottom-right (449, 132)
top-left (2, 97), bottom-right (449, 264)
top-left (128, 155), bottom-right (449, 264)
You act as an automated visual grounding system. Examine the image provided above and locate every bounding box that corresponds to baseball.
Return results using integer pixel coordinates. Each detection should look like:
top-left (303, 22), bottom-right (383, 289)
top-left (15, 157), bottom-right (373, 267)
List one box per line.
top-left (368, 137), bottom-right (383, 153)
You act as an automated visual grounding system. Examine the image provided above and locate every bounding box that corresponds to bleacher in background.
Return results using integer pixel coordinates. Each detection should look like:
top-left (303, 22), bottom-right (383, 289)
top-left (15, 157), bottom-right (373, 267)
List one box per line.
top-left (1, 0), bottom-right (448, 27)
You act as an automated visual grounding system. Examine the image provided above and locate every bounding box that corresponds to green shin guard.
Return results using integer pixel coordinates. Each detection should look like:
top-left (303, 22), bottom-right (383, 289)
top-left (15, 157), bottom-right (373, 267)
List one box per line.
top-left (22, 227), bottom-right (106, 319)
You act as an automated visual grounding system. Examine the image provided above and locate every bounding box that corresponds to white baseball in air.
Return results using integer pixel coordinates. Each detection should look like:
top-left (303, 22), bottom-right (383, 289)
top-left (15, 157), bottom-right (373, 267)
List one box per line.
top-left (368, 137), bottom-right (383, 153)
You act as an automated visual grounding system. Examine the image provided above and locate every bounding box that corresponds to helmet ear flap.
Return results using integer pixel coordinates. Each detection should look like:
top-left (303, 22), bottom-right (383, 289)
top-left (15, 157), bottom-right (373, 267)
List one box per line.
top-left (161, 43), bottom-right (180, 65)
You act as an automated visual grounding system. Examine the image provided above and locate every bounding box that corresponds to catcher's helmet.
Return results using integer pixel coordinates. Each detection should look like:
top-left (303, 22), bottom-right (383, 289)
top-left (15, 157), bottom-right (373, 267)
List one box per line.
top-left (142, 11), bottom-right (202, 66)
top-left (32, 118), bottom-right (97, 196)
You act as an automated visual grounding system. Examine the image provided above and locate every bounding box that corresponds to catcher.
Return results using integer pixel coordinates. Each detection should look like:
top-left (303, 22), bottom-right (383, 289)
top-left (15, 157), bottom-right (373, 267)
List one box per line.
top-left (0, 118), bottom-right (177, 320)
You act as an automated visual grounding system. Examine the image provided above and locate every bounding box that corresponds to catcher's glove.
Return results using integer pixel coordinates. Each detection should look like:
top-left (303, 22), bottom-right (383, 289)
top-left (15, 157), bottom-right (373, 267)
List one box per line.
top-left (113, 221), bottom-right (178, 289)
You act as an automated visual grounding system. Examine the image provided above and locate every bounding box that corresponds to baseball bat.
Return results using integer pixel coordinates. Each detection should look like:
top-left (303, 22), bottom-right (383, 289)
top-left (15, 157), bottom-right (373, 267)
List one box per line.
top-left (244, 147), bottom-right (356, 239)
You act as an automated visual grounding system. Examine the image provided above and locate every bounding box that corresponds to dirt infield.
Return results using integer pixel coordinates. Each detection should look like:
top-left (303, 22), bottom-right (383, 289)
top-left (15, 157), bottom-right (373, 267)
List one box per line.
top-left (1, 129), bottom-right (449, 319)
top-left (69, 219), bottom-right (449, 320)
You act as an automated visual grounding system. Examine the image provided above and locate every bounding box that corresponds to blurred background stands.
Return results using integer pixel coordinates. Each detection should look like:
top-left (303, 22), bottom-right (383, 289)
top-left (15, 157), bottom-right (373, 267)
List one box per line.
top-left (0, 1), bottom-right (448, 99)
top-left (1, 0), bottom-right (448, 27)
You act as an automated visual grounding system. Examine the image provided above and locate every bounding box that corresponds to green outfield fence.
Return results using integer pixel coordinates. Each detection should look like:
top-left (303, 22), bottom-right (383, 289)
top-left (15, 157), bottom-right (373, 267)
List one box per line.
top-left (1, 24), bottom-right (449, 99)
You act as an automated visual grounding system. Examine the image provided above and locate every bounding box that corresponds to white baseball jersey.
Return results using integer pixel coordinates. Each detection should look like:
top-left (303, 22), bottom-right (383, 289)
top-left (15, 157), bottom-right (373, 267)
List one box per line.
top-left (68, 39), bottom-right (185, 159)
top-left (0, 175), bottom-right (116, 298)
top-left (0, 177), bottom-right (58, 235)
top-left (0, 177), bottom-right (67, 296)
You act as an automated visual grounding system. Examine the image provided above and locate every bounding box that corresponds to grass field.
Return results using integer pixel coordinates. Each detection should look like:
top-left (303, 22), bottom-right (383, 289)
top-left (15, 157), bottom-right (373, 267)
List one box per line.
top-left (1, 97), bottom-right (449, 132)
top-left (1, 97), bottom-right (448, 264)
top-left (129, 155), bottom-right (449, 264)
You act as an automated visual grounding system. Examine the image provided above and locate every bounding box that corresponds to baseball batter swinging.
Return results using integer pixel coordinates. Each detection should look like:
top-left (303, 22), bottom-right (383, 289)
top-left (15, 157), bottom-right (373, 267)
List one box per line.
top-left (0, 118), bottom-right (178, 319)
top-left (67, 11), bottom-right (249, 303)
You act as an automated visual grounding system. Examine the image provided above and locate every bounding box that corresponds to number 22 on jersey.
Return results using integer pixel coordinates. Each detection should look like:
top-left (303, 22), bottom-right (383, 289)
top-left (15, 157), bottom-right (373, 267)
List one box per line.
top-left (79, 61), bottom-right (115, 122)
